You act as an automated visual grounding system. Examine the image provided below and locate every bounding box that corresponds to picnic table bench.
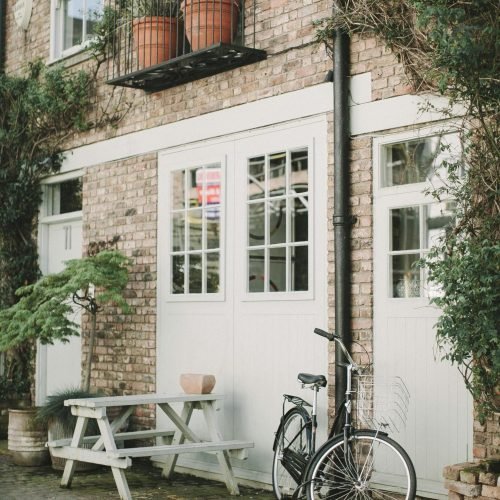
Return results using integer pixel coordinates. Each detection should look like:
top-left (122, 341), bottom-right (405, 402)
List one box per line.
top-left (47, 393), bottom-right (254, 499)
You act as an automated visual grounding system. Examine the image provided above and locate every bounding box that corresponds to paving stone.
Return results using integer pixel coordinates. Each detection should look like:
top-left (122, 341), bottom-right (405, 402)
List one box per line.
top-left (0, 445), bottom-right (274, 499)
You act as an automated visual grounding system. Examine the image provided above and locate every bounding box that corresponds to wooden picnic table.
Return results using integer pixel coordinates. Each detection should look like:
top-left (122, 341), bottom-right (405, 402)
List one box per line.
top-left (47, 393), bottom-right (254, 499)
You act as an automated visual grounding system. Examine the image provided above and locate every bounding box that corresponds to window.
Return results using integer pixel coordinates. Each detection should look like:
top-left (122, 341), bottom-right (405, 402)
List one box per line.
top-left (381, 135), bottom-right (446, 188)
top-left (246, 148), bottom-right (309, 293)
top-left (169, 164), bottom-right (222, 295)
top-left (389, 202), bottom-right (455, 298)
top-left (46, 178), bottom-right (82, 216)
top-left (53, 0), bottom-right (102, 58)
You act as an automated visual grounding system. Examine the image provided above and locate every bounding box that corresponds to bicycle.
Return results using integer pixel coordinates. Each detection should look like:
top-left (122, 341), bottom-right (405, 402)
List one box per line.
top-left (272, 327), bottom-right (417, 499)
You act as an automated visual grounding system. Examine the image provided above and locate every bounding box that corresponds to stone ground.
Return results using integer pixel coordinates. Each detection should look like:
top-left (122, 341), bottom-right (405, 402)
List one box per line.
top-left (0, 441), bottom-right (275, 499)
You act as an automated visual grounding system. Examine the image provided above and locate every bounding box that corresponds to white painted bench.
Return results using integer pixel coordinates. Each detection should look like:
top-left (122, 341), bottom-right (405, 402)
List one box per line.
top-left (47, 393), bottom-right (254, 499)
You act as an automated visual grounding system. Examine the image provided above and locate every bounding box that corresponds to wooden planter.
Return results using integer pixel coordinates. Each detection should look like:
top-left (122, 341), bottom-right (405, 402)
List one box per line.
top-left (8, 408), bottom-right (50, 466)
top-left (183, 0), bottom-right (239, 51)
top-left (132, 16), bottom-right (179, 68)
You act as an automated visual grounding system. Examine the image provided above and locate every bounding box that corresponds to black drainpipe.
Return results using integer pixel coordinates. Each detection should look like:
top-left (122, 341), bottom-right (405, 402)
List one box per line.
top-left (333, 28), bottom-right (352, 408)
top-left (0, 0), bottom-right (5, 74)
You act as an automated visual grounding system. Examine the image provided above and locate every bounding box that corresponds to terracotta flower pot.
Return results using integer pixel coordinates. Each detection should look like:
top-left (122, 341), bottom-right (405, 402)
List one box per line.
top-left (182, 0), bottom-right (239, 51)
top-left (180, 373), bottom-right (216, 394)
top-left (132, 16), bottom-right (179, 68)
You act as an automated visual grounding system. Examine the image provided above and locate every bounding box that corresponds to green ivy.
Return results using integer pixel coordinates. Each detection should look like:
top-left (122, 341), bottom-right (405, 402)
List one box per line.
top-left (0, 60), bottom-right (96, 398)
top-left (317, 0), bottom-right (499, 419)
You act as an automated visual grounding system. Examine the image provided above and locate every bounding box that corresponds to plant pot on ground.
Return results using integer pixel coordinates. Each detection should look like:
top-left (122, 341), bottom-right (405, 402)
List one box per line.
top-left (131, 0), bottom-right (180, 67)
top-left (36, 387), bottom-right (102, 471)
top-left (8, 408), bottom-right (50, 466)
top-left (182, 0), bottom-right (239, 51)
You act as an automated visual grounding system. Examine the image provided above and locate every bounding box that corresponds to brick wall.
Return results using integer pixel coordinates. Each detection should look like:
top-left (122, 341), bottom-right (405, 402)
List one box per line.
top-left (82, 154), bottom-right (158, 429)
top-left (474, 413), bottom-right (500, 461)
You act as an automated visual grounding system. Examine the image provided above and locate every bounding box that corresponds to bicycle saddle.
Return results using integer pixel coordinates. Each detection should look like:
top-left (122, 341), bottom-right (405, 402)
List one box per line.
top-left (298, 373), bottom-right (327, 387)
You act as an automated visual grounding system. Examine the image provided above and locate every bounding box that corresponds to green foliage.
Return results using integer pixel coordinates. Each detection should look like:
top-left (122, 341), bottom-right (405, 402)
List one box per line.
top-left (0, 373), bottom-right (30, 400)
top-left (0, 61), bottom-right (94, 310)
top-left (0, 250), bottom-right (131, 351)
top-left (317, 0), bottom-right (500, 418)
top-left (36, 387), bottom-right (101, 433)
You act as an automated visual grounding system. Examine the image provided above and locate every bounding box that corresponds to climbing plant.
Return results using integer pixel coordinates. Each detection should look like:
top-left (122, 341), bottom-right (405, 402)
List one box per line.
top-left (0, 12), bottom-right (128, 398)
top-left (315, 0), bottom-right (499, 420)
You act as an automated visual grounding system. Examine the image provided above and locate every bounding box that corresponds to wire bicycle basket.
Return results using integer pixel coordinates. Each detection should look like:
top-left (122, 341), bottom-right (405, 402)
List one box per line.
top-left (354, 375), bottom-right (410, 434)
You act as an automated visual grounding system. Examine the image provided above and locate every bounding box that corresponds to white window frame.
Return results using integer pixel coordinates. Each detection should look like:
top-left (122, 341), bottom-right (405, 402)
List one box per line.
top-left (244, 146), bottom-right (312, 298)
top-left (374, 125), bottom-right (462, 300)
top-left (161, 146), bottom-right (227, 303)
top-left (50, 0), bottom-right (101, 61)
top-left (239, 128), bottom-right (317, 302)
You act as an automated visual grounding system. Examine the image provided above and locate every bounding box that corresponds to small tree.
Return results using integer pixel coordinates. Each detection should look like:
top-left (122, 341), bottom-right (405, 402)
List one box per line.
top-left (0, 249), bottom-right (131, 393)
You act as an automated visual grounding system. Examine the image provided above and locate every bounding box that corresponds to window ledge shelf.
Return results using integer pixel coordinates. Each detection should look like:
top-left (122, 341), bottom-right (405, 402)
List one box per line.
top-left (106, 43), bottom-right (267, 93)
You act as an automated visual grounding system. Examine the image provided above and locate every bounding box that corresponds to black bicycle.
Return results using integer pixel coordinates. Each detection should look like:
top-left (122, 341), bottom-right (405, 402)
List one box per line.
top-left (272, 327), bottom-right (417, 499)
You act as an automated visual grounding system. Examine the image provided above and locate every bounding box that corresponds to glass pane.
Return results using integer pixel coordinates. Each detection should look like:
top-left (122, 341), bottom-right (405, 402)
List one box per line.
top-left (188, 167), bottom-right (203, 208)
top-left (48, 179), bottom-right (82, 215)
top-left (171, 170), bottom-right (185, 209)
top-left (85, 0), bottom-right (102, 39)
top-left (391, 207), bottom-right (420, 251)
top-left (269, 247), bottom-right (286, 292)
top-left (424, 202), bottom-right (455, 249)
top-left (248, 250), bottom-right (265, 293)
top-left (205, 209), bottom-right (220, 250)
top-left (291, 196), bottom-right (308, 243)
top-left (291, 246), bottom-right (308, 291)
top-left (382, 137), bottom-right (442, 187)
top-left (198, 164), bottom-right (221, 207)
top-left (248, 202), bottom-right (265, 246)
top-left (248, 156), bottom-right (265, 200)
top-left (63, 0), bottom-right (83, 50)
top-left (290, 149), bottom-right (308, 193)
top-left (188, 208), bottom-right (202, 250)
top-left (392, 254), bottom-right (420, 298)
top-left (269, 199), bottom-right (286, 245)
top-left (268, 152), bottom-right (286, 197)
top-left (206, 252), bottom-right (220, 293)
top-left (171, 212), bottom-right (185, 252)
top-left (188, 254), bottom-right (202, 293)
top-left (172, 255), bottom-right (184, 294)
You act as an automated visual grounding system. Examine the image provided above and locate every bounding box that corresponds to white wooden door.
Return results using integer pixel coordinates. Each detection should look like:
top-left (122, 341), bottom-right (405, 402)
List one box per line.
top-left (157, 118), bottom-right (328, 484)
top-left (36, 178), bottom-right (83, 404)
top-left (373, 131), bottom-right (472, 499)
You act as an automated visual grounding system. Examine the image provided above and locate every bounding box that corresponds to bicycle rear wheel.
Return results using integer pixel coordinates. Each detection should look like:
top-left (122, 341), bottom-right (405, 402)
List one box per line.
top-left (272, 407), bottom-right (312, 499)
top-left (306, 430), bottom-right (416, 499)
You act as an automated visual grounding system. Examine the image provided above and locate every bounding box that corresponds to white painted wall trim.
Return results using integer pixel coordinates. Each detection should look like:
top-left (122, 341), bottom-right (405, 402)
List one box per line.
top-left (350, 93), bottom-right (466, 136)
top-left (60, 84), bottom-right (335, 172)
top-left (57, 76), bottom-right (465, 173)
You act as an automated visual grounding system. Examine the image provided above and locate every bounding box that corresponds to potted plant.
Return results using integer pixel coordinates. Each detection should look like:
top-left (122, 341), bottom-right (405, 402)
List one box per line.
top-left (182, 0), bottom-right (240, 51)
top-left (35, 387), bottom-right (102, 470)
top-left (130, 0), bottom-right (181, 67)
top-left (0, 247), bottom-right (131, 466)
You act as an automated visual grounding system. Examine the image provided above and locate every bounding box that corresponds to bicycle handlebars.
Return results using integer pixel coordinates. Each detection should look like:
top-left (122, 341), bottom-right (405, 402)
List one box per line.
top-left (314, 327), bottom-right (358, 370)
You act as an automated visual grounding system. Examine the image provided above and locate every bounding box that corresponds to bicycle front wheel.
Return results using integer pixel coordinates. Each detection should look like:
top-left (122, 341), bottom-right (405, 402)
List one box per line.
top-left (272, 407), bottom-right (312, 499)
top-left (306, 430), bottom-right (416, 500)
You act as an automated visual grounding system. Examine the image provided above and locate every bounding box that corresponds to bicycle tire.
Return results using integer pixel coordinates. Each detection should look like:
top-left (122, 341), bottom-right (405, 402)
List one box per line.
top-left (272, 406), bottom-right (312, 499)
top-left (305, 430), bottom-right (417, 500)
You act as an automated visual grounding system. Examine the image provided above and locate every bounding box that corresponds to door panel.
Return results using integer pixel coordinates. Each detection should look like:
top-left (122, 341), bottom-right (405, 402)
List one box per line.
top-left (373, 132), bottom-right (472, 498)
top-left (157, 119), bottom-right (328, 483)
top-left (37, 218), bottom-right (83, 402)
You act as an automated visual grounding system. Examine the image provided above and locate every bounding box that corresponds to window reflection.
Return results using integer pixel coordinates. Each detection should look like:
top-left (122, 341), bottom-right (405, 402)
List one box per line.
top-left (170, 163), bottom-right (222, 295)
top-left (389, 201), bottom-right (456, 298)
top-left (391, 207), bottom-right (420, 251)
top-left (392, 254), bottom-right (420, 298)
top-left (246, 147), bottom-right (310, 293)
top-left (382, 136), bottom-right (442, 187)
top-left (47, 178), bottom-right (82, 216)
top-left (269, 247), bottom-right (286, 292)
